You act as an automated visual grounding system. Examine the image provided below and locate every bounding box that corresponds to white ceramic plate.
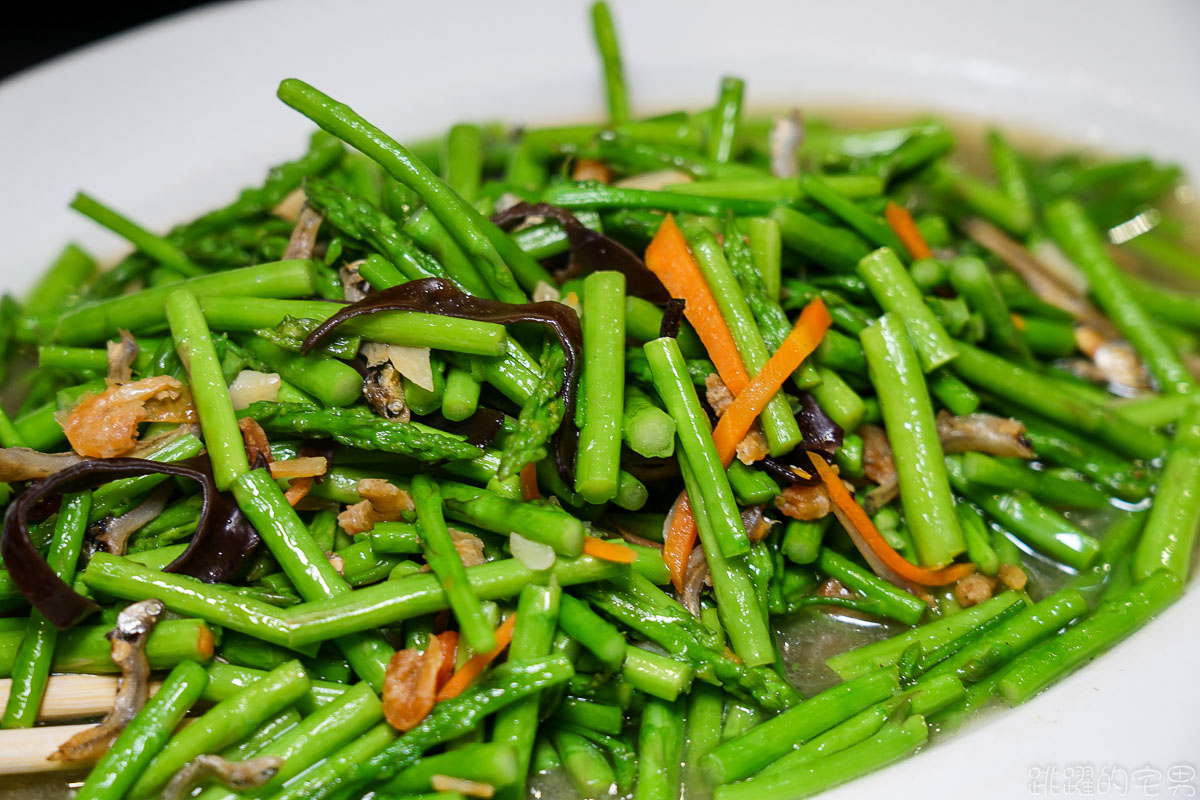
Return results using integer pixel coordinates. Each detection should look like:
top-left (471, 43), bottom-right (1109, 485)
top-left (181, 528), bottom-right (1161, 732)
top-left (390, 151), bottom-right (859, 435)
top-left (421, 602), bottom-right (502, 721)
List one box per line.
top-left (2, 1), bottom-right (1198, 797)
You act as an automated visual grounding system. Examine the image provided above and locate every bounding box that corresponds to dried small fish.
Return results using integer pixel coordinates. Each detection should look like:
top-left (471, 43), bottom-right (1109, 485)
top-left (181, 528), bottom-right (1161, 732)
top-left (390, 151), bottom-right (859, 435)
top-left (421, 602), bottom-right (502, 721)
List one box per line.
top-left (936, 410), bottom-right (1034, 458)
top-left (0, 448), bottom-right (83, 481)
top-left (339, 259), bottom-right (371, 302)
top-left (769, 110), bottom-right (803, 178)
top-left (94, 483), bottom-right (172, 556)
top-left (161, 755), bottom-right (284, 800)
top-left (49, 599), bottom-right (164, 762)
top-left (363, 362), bottom-right (410, 421)
top-left (106, 329), bottom-right (139, 384)
top-left (282, 203), bottom-right (323, 260)
top-left (238, 417), bottom-right (274, 467)
top-left (681, 546), bottom-right (711, 617)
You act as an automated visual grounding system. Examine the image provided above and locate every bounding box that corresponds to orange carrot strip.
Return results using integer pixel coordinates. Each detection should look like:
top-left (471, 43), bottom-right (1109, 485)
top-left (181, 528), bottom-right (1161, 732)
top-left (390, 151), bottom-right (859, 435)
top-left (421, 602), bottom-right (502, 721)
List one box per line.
top-left (581, 536), bottom-right (638, 564)
top-left (1010, 312), bottom-right (1026, 331)
top-left (884, 201), bottom-right (933, 261)
top-left (712, 299), bottom-right (832, 466)
top-left (645, 215), bottom-right (750, 394)
top-left (662, 492), bottom-right (697, 593)
top-left (519, 462), bottom-right (540, 500)
top-left (807, 452), bottom-right (974, 586)
top-left (436, 613), bottom-right (518, 701)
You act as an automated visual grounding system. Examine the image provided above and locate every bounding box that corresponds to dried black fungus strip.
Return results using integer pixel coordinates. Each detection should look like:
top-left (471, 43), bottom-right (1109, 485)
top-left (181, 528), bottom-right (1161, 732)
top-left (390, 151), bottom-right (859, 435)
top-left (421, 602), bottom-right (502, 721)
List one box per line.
top-left (301, 277), bottom-right (584, 480)
top-left (797, 391), bottom-right (844, 454)
top-left (1, 457), bottom-right (260, 629)
top-left (659, 298), bottom-right (687, 339)
top-left (422, 409), bottom-right (506, 449)
top-left (491, 201), bottom-right (670, 303)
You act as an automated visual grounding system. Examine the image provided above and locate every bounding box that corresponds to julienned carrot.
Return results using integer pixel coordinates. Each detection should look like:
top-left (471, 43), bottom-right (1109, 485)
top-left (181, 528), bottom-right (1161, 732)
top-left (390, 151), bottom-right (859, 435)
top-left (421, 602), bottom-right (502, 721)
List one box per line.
top-left (885, 201), bottom-right (933, 261)
top-left (663, 492), bottom-right (697, 593)
top-left (645, 214), bottom-right (751, 394)
top-left (581, 536), bottom-right (638, 563)
top-left (711, 298), bottom-right (832, 466)
top-left (519, 462), bottom-right (540, 500)
top-left (435, 612), bottom-right (518, 701)
top-left (807, 451), bottom-right (974, 586)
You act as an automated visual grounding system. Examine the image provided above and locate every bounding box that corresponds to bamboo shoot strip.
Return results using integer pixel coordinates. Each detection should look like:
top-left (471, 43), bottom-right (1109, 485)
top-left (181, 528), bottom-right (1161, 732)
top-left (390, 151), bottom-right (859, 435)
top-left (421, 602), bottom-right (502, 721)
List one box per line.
top-left (861, 313), bottom-right (965, 567)
top-left (575, 271), bottom-right (627, 503)
top-left (645, 336), bottom-right (749, 558)
top-left (233, 469), bottom-right (395, 691)
top-left (0, 674), bottom-right (162, 723)
top-left (165, 290), bottom-right (249, 490)
top-left (55, 260), bottom-right (317, 344)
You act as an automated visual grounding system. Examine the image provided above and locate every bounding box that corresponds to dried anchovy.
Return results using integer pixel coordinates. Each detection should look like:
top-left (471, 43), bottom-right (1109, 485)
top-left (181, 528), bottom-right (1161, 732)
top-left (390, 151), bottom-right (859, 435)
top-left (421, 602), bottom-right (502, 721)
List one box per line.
top-left (49, 599), bottom-right (164, 762)
top-left (161, 755), bottom-right (284, 800)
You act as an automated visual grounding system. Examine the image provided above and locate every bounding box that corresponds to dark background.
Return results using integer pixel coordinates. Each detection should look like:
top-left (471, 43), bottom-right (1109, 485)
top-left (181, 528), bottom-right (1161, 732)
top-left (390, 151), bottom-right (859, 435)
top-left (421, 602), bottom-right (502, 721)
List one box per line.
top-left (1, 2), bottom-right (217, 81)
